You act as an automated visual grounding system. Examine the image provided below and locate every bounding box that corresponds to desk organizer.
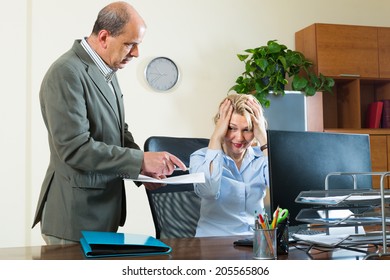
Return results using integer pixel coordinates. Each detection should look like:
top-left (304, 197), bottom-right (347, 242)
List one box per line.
top-left (294, 172), bottom-right (390, 259)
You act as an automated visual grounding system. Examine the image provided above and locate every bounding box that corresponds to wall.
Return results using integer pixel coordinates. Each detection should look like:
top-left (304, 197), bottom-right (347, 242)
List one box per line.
top-left (1, 0), bottom-right (390, 247)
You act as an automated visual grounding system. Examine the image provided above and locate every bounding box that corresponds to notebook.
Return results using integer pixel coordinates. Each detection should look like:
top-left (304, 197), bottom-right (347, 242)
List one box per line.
top-left (80, 231), bottom-right (172, 258)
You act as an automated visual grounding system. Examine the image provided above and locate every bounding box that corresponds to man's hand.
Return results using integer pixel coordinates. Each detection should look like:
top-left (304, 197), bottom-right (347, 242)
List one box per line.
top-left (142, 152), bottom-right (186, 178)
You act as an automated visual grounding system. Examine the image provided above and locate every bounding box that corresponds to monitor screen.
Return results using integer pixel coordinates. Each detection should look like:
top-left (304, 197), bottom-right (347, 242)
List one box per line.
top-left (267, 130), bottom-right (372, 227)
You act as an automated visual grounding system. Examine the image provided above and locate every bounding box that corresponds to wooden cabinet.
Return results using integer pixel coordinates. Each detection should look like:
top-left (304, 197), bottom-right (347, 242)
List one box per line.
top-left (378, 27), bottom-right (390, 78)
top-left (296, 23), bottom-right (390, 130)
top-left (320, 78), bottom-right (390, 129)
top-left (296, 23), bottom-right (390, 189)
top-left (295, 23), bottom-right (379, 78)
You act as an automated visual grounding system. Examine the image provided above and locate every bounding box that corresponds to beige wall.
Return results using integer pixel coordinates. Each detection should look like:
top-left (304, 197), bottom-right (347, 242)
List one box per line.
top-left (2, 0), bottom-right (390, 247)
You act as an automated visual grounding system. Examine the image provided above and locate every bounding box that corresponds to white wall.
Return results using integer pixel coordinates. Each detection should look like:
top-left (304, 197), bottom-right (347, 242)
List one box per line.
top-left (2, 0), bottom-right (390, 248)
top-left (0, 1), bottom-right (28, 247)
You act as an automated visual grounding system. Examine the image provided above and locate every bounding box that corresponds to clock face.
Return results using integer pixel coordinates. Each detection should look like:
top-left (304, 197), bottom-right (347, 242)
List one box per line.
top-left (145, 57), bottom-right (179, 91)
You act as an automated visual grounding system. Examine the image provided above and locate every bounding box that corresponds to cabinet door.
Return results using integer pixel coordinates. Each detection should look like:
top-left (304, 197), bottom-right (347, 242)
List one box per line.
top-left (315, 24), bottom-right (379, 78)
top-left (378, 27), bottom-right (390, 78)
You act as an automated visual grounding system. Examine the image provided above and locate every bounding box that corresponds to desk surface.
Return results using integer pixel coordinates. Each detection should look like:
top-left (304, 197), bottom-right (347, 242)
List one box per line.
top-left (0, 235), bottom-right (386, 260)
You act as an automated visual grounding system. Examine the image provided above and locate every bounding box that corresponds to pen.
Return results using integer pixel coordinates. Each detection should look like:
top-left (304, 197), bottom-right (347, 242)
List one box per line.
top-left (258, 213), bottom-right (275, 253)
top-left (271, 206), bottom-right (280, 229)
top-left (174, 166), bottom-right (189, 171)
top-left (258, 214), bottom-right (267, 230)
top-left (254, 211), bottom-right (260, 230)
top-left (263, 212), bottom-right (270, 229)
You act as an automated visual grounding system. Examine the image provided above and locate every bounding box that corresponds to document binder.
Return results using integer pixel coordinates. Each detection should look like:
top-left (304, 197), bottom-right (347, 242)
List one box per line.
top-left (80, 231), bottom-right (172, 258)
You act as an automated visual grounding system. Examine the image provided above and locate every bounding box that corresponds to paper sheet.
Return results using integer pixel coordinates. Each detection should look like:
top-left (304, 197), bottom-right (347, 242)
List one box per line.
top-left (128, 172), bottom-right (205, 184)
top-left (299, 194), bottom-right (390, 205)
top-left (292, 233), bottom-right (350, 247)
top-left (299, 195), bottom-right (350, 205)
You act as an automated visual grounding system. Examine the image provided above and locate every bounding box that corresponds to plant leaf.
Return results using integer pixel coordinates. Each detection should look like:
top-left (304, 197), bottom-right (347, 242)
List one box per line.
top-left (237, 54), bottom-right (249, 61)
top-left (292, 75), bottom-right (308, 90)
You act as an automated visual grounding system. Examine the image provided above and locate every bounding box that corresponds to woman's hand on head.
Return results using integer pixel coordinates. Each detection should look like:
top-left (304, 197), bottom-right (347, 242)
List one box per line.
top-left (209, 99), bottom-right (233, 149)
top-left (246, 98), bottom-right (267, 144)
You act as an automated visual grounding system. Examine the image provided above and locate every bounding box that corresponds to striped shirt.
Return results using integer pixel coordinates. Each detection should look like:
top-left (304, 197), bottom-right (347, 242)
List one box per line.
top-left (80, 38), bottom-right (116, 83)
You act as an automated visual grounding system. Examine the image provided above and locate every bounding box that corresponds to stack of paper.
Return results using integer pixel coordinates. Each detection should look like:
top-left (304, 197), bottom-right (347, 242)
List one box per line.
top-left (127, 172), bottom-right (205, 184)
top-left (292, 233), bottom-right (350, 247)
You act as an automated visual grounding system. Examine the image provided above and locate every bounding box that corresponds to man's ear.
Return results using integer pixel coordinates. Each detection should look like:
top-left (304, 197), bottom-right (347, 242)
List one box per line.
top-left (98, 29), bottom-right (110, 49)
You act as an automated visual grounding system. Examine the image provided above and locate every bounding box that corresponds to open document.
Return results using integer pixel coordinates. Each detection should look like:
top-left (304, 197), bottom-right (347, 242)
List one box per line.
top-left (126, 172), bottom-right (205, 184)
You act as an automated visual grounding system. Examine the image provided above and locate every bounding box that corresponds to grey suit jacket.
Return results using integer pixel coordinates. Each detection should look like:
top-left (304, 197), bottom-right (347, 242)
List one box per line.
top-left (32, 40), bottom-right (143, 241)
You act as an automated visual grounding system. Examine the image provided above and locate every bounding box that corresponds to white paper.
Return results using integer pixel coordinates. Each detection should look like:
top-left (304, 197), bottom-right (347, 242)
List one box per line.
top-left (292, 233), bottom-right (349, 247)
top-left (299, 195), bottom-right (350, 205)
top-left (299, 194), bottom-right (390, 205)
top-left (128, 172), bottom-right (205, 184)
top-left (346, 195), bottom-right (390, 201)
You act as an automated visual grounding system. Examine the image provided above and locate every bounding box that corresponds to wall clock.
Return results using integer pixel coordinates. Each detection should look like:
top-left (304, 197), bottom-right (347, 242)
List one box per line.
top-left (145, 57), bottom-right (179, 91)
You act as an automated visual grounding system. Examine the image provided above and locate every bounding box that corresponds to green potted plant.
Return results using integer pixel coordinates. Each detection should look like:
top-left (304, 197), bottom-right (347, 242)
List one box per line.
top-left (229, 40), bottom-right (335, 108)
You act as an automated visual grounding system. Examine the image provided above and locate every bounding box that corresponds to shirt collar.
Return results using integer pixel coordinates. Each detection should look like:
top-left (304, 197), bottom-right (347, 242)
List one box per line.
top-left (80, 37), bottom-right (116, 83)
top-left (223, 146), bottom-right (262, 168)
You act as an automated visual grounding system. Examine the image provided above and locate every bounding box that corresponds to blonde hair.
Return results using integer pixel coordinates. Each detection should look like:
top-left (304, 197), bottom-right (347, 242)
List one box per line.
top-left (214, 93), bottom-right (267, 130)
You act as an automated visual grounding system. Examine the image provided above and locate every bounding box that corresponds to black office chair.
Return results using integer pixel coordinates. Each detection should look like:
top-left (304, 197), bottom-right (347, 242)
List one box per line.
top-left (143, 136), bottom-right (209, 239)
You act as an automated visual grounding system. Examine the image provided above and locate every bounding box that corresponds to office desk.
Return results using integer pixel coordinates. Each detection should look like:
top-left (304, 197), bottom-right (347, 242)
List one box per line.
top-left (0, 235), bottom-right (386, 260)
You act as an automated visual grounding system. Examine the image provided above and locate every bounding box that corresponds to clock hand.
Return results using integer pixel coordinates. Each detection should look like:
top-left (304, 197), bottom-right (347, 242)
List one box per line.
top-left (150, 75), bottom-right (162, 83)
top-left (151, 69), bottom-right (167, 78)
top-left (154, 66), bottom-right (169, 77)
top-left (154, 66), bottom-right (164, 75)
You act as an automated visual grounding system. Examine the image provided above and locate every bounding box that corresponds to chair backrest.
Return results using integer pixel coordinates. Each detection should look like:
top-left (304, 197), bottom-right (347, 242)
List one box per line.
top-left (143, 136), bottom-right (209, 239)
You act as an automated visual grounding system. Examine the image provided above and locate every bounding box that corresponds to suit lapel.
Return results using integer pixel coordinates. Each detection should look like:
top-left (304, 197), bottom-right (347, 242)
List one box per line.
top-left (111, 76), bottom-right (126, 146)
top-left (88, 67), bottom-right (121, 127)
top-left (72, 41), bottom-right (122, 128)
top-left (111, 76), bottom-right (124, 126)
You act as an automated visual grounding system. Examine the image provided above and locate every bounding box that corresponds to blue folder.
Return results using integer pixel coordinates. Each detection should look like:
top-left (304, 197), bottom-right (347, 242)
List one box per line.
top-left (80, 231), bottom-right (172, 258)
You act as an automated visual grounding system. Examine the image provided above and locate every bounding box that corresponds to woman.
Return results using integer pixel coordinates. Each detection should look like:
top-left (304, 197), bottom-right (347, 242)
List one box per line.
top-left (190, 93), bottom-right (268, 237)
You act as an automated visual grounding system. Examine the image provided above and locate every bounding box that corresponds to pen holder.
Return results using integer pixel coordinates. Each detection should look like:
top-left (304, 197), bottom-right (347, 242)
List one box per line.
top-left (276, 217), bottom-right (289, 255)
top-left (253, 228), bottom-right (277, 260)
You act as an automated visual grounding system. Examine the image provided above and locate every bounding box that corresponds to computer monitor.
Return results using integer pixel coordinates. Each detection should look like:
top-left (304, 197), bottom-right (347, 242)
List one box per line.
top-left (267, 130), bottom-right (372, 227)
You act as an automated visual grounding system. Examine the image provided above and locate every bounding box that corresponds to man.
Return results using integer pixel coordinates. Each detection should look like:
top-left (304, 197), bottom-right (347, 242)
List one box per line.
top-left (32, 1), bottom-right (185, 244)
